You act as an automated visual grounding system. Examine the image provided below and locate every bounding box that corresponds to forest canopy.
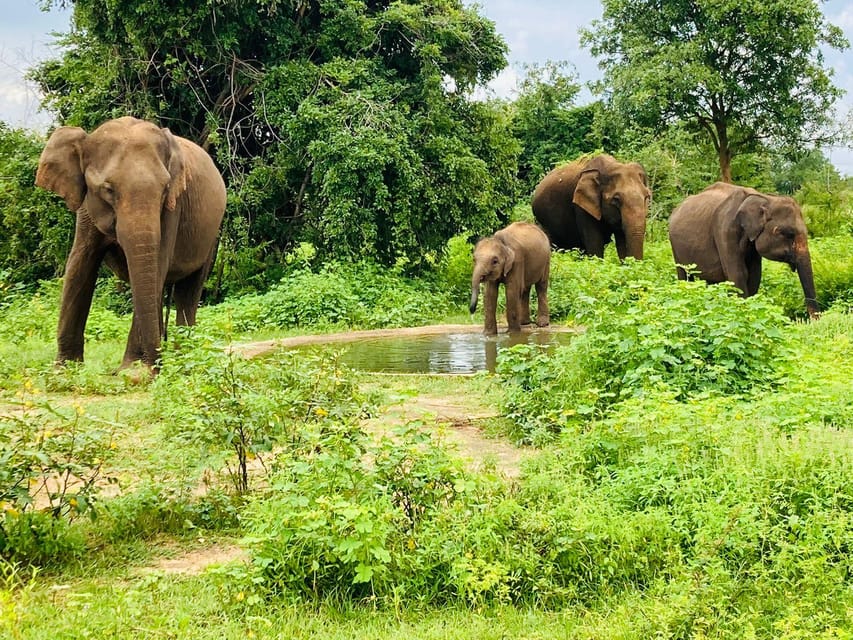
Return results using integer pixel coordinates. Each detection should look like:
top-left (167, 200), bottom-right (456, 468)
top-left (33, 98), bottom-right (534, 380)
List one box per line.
top-left (33, 0), bottom-right (516, 286)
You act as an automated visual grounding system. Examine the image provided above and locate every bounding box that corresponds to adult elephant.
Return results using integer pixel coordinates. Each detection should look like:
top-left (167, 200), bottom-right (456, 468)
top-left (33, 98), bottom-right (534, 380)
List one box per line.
top-left (669, 182), bottom-right (819, 318)
top-left (469, 221), bottom-right (550, 335)
top-left (531, 154), bottom-right (651, 260)
top-left (36, 116), bottom-right (227, 370)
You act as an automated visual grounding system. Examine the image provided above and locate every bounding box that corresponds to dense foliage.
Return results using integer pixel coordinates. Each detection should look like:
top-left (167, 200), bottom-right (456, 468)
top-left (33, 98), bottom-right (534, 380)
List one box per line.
top-left (35, 0), bottom-right (518, 275)
top-left (509, 62), bottom-right (599, 192)
top-left (500, 257), bottom-right (790, 444)
top-left (0, 125), bottom-right (71, 283)
top-left (582, 0), bottom-right (849, 182)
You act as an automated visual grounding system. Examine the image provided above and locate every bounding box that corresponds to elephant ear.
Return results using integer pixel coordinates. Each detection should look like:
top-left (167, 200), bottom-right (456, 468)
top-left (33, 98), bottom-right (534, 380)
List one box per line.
top-left (161, 128), bottom-right (187, 212)
top-left (573, 169), bottom-right (602, 220)
top-left (35, 126), bottom-right (87, 212)
top-left (502, 244), bottom-right (516, 277)
top-left (736, 194), bottom-right (769, 242)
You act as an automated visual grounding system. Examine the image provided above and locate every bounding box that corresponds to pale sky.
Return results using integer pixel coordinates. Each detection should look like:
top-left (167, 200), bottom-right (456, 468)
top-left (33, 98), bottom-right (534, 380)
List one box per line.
top-left (1, 0), bottom-right (852, 173)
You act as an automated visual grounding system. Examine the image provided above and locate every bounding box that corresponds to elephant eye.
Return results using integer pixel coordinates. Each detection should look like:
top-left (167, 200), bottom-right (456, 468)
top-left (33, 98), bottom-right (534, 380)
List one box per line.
top-left (491, 257), bottom-right (499, 265)
top-left (611, 194), bottom-right (622, 207)
top-left (100, 183), bottom-right (115, 201)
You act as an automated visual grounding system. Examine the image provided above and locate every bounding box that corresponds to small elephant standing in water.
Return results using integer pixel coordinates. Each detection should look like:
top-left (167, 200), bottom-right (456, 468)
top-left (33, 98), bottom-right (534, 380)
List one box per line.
top-left (470, 221), bottom-right (550, 335)
top-left (669, 182), bottom-right (818, 318)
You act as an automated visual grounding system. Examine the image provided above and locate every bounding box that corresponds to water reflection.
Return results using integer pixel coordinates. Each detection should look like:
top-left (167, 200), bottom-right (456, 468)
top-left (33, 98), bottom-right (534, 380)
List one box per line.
top-left (328, 329), bottom-right (573, 374)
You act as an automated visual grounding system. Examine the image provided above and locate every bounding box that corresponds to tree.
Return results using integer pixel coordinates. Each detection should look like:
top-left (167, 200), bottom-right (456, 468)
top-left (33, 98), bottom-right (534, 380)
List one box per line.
top-left (582, 0), bottom-right (848, 182)
top-left (34, 0), bottom-right (516, 288)
top-left (510, 61), bottom-right (598, 192)
top-left (0, 124), bottom-right (72, 283)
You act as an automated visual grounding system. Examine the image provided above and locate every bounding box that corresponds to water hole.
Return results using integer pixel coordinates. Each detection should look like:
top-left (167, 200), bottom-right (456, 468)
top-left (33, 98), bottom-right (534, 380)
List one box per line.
top-left (303, 328), bottom-right (576, 374)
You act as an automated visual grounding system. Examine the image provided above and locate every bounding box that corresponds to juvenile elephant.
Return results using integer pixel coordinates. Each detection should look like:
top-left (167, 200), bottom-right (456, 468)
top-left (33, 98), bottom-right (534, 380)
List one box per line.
top-left (531, 154), bottom-right (651, 259)
top-left (36, 116), bottom-right (227, 370)
top-left (669, 182), bottom-right (818, 318)
top-left (469, 221), bottom-right (550, 335)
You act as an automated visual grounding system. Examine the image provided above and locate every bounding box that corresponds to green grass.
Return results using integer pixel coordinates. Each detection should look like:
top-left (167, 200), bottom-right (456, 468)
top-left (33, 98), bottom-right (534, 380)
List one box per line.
top-left (2, 239), bottom-right (853, 639)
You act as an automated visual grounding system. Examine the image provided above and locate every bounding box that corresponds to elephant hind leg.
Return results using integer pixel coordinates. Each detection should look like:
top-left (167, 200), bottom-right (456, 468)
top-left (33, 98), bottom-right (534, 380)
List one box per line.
top-left (520, 286), bottom-right (532, 325)
top-left (173, 269), bottom-right (207, 326)
top-left (173, 243), bottom-right (218, 327)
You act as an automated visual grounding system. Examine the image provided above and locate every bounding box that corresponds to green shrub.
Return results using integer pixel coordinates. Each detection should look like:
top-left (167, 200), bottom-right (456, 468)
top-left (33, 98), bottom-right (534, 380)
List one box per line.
top-left (0, 389), bottom-right (115, 565)
top-left (242, 423), bottom-right (472, 601)
top-left (209, 261), bottom-right (457, 334)
top-left (96, 485), bottom-right (240, 542)
top-left (499, 267), bottom-right (789, 443)
top-left (154, 330), bottom-right (366, 494)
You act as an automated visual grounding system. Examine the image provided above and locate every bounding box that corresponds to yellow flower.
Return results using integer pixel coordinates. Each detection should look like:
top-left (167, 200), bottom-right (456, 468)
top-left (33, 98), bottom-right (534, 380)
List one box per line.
top-left (314, 407), bottom-right (329, 417)
top-left (74, 403), bottom-right (85, 416)
top-left (235, 591), bottom-right (245, 602)
top-left (69, 498), bottom-right (78, 509)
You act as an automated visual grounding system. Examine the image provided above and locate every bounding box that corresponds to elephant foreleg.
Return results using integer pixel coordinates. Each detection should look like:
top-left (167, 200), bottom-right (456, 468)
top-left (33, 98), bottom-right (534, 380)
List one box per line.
top-left (483, 281), bottom-right (499, 336)
top-left (576, 213), bottom-right (608, 258)
top-left (505, 279), bottom-right (522, 333)
top-left (57, 219), bottom-right (107, 363)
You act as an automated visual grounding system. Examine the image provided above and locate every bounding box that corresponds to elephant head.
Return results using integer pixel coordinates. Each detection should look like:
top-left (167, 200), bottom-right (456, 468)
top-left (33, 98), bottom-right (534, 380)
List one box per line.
top-left (735, 193), bottom-right (819, 318)
top-left (36, 117), bottom-right (188, 364)
top-left (470, 236), bottom-right (515, 313)
top-left (573, 156), bottom-right (651, 260)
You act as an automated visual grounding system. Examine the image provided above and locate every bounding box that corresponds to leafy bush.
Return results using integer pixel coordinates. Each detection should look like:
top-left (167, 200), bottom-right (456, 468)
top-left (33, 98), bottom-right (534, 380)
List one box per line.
top-left (242, 423), bottom-right (472, 601)
top-left (209, 261), bottom-right (458, 333)
top-left (0, 385), bottom-right (116, 565)
top-left (96, 485), bottom-right (240, 542)
top-left (499, 266), bottom-right (789, 443)
top-left (154, 330), bottom-right (366, 494)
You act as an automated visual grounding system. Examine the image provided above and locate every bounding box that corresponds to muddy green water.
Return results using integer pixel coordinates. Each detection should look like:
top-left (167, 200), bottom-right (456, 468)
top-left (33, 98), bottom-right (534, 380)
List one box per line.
top-left (307, 329), bottom-right (575, 374)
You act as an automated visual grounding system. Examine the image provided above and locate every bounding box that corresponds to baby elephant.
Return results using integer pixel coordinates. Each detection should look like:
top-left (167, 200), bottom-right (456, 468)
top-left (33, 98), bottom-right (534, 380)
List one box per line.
top-left (470, 221), bottom-right (551, 335)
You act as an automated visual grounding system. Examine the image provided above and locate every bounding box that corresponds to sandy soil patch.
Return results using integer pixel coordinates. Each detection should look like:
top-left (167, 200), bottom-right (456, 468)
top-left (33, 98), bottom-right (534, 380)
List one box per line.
top-left (363, 394), bottom-right (531, 478)
top-left (142, 542), bottom-right (248, 576)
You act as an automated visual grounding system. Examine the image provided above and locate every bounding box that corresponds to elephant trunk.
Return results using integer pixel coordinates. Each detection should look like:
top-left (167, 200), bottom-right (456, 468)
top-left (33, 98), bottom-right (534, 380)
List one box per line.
top-left (795, 246), bottom-right (819, 319)
top-left (470, 270), bottom-right (484, 314)
top-left (118, 213), bottom-right (163, 366)
top-left (623, 213), bottom-right (647, 260)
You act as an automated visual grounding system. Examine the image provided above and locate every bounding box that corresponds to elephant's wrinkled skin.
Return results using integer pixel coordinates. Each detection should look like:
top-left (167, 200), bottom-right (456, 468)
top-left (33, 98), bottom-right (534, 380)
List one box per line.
top-left (531, 154), bottom-right (651, 260)
top-left (470, 221), bottom-right (551, 336)
top-left (669, 182), bottom-right (818, 318)
top-left (36, 116), bottom-right (227, 370)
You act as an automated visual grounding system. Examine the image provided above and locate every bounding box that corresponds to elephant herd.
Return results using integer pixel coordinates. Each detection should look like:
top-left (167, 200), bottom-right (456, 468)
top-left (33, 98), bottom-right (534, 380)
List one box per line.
top-left (34, 117), bottom-right (817, 371)
top-left (470, 154), bottom-right (818, 335)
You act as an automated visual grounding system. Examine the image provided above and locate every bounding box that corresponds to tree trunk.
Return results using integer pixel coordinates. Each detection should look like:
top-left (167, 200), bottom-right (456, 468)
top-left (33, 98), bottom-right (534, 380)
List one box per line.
top-left (716, 120), bottom-right (733, 183)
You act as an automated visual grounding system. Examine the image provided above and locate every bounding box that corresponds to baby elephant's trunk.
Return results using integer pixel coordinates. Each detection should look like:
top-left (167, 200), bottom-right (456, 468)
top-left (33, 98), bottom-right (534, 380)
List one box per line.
top-left (470, 271), bottom-right (483, 314)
